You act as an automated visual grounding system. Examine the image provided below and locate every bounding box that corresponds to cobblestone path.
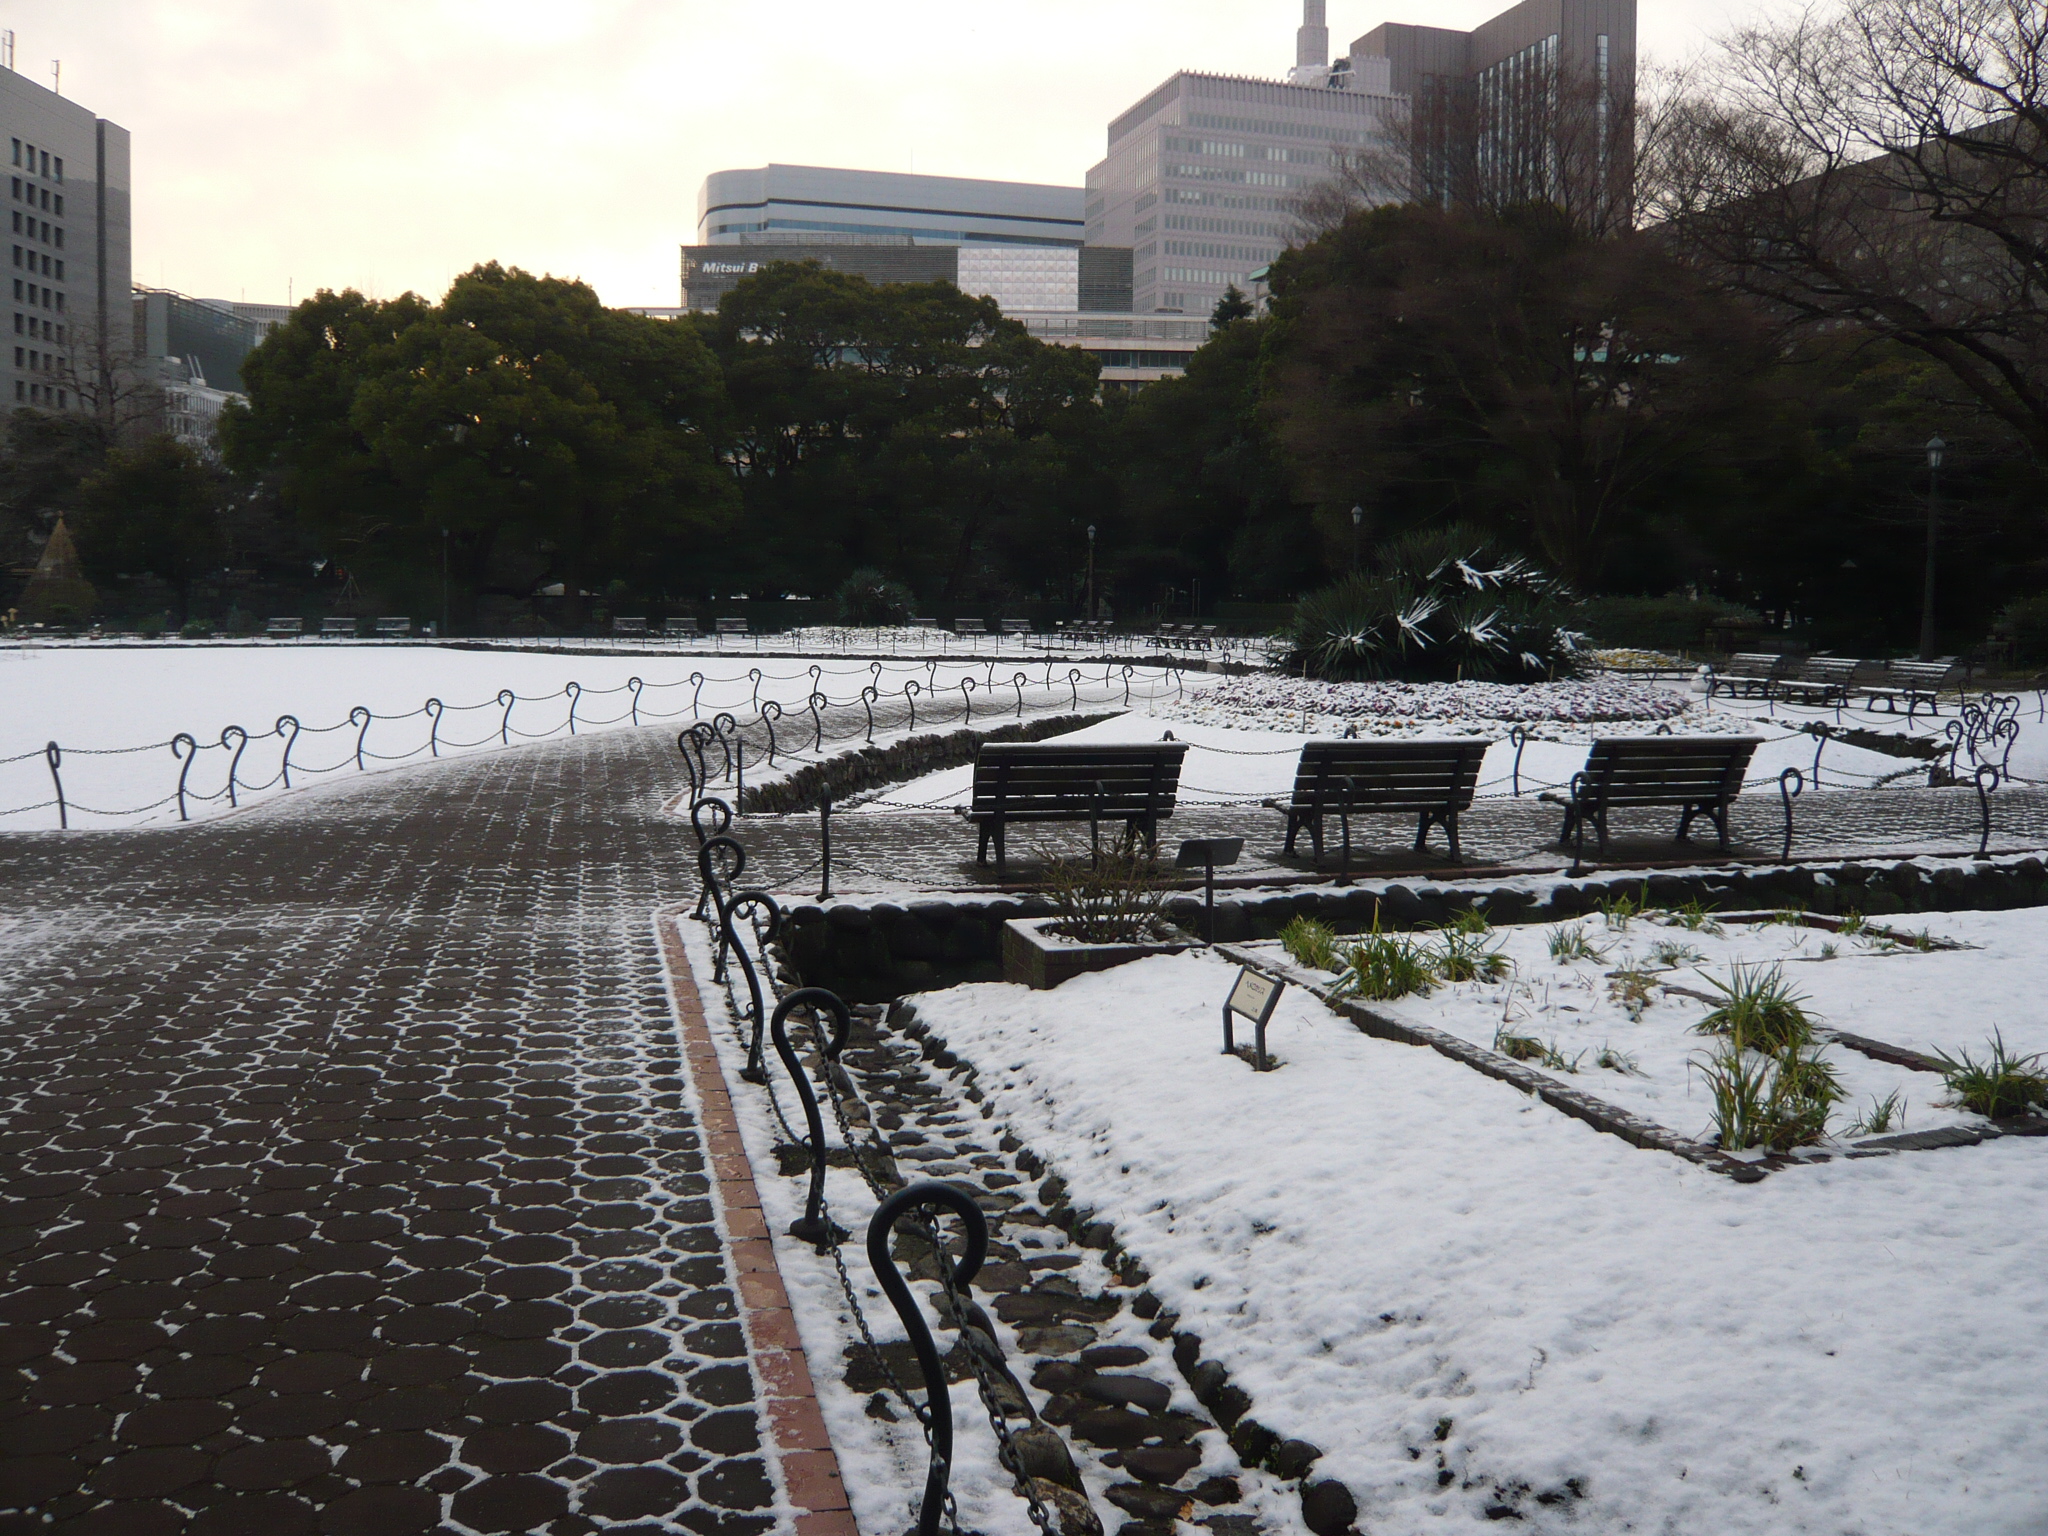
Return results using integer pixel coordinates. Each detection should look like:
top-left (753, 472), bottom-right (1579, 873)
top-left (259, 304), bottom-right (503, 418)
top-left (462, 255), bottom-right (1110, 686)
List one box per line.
top-left (0, 729), bottom-right (787, 1536)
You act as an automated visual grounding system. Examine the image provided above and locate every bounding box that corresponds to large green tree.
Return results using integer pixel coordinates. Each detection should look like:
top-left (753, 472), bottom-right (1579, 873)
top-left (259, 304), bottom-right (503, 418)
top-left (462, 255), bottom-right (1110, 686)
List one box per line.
top-left (74, 435), bottom-right (224, 623)
top-left (223, 264), bottom-right (732, 629)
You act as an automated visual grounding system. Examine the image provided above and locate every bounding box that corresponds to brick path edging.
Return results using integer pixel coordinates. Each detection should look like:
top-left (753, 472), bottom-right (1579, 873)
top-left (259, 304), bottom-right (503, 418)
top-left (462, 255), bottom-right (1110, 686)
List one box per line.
top-left (655, 910), bottom-right (859, 1536)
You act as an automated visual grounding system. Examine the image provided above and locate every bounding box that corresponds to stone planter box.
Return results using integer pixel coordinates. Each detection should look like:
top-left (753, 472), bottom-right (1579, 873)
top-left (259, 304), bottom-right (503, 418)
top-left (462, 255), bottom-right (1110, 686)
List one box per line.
top-left (1000, 916), bottom-right (1196, 990)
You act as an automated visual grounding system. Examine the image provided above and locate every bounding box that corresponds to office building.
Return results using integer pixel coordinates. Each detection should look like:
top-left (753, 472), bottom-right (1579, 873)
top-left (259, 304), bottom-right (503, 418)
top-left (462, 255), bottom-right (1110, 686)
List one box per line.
top-left (1086, 63), bottom-right (1398, 316)
top-left (681, 240), bottom-right (1133, 315)
top-left (0, 63), bottom-right (130, 413)
top-left (698, 165), bottom-right (1084, 249)
top-left (134, 287), bottom-right (272, 395)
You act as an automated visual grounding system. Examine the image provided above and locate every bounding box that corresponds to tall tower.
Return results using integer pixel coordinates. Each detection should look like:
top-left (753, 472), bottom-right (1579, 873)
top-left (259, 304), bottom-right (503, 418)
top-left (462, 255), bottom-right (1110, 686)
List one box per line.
top-left (1296, 0), bottom-right (1330, 67)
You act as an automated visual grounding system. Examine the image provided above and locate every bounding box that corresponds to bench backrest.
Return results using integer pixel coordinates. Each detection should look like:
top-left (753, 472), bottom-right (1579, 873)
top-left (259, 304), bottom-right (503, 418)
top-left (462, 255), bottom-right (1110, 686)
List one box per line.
top-left (968, 742), bottom-right (1189, 819)
top-left (910, 617), bottom-right (937, 628)
top-left (265, 618), bottom-right (302, 635)
top-left (1885, 659), bottom-right (1959, 687)
top-left (1722, 652), bottom-right (1790, 679)
top-left (1001, 618), bottom-right (1032, 633)
top-left (1286, 739), bottom-right (1488, 813)
top-left (1577, 737), bottom-right (1762, 808)
top-left (374, 617), bottom-right (411, 635)
top-left (320, 617), bottom-right (356, 635)
top-left (954, 618), bottom-right (990, 634)
top-left (664, 617), bottom-right (700, 634)
top-left (714, 618), bottom-right (749, 634)
top-left (612, 616), bottom-right (648, 634)
top-left (1796, 656), bottom-right (1858, 684)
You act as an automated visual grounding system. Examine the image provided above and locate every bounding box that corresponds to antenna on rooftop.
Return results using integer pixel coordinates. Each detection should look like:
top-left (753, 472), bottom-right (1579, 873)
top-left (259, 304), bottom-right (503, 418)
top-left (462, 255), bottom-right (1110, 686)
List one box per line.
top-left (2, 33), bottom-right (14, 71)
top-left (51, 59), bottom-right (60, 95)
top-left (1297, 0), bottom-right (1329, 68)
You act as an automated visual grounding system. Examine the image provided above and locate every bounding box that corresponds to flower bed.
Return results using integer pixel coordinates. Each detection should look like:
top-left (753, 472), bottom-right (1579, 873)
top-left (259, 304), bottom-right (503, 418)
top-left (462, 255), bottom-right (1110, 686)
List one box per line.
top-left (1159, 674), bottom-right (1699, 737)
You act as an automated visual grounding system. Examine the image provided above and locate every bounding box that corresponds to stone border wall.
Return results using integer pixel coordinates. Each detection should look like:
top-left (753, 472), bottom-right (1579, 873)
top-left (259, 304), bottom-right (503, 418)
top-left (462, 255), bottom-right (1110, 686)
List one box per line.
top-left (736, 713), bottom-right (1118, 816)
top-left (778, 855), bottom-right (2048, 1002)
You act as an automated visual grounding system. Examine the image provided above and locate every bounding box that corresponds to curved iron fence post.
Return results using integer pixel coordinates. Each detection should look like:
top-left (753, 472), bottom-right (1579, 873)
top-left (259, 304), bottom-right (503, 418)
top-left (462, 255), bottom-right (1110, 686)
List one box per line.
top-left (1941, 720), bottom-right (1965, 784)
top-left (221, 726), bottom-right (250, 809)
top-left (1012, 672), bottom-right (1027, 719)
top-left (564, 681), bottom-right (582, 735)
top-left (959, 677), bottom-right (975, 724)
top-left (275, 716), bottom-right (300, 789)
top-left (984, 656), bottom-right (996, 690)
top-left (627, 676), bottom-right (643, 726)
top-left (1508, 725), bottom-right (1528, 797)
top-left (424, 698), bottom-right (444, 757)
top-left (867, 1182), bottom-right (989, 1536)
top-left (711, 713), bottom-right (739, 784)
top-left (1778, 767), bottom-right (1803, 861)
top-left (688, 797), bottom-right (734, 919)
top-left (171, 733), bottom-right (199, 822)
top-left (759, 700), bottom-right (782, 769)
top-left (904, 680), bottom-right (920, 732)
top-left (770, 987), bottom-right (853, 1246)
top-left (724, 891), bottom-right (783, 1082)
top-left (497, 689), bottom-right (516, 746)
top-left (808, 692), bottom-right (828, 753)
top-left (690, 671), bottom-right (706, 719)
top-left (808, 664), bottom-right (823, 710)
top-left (697, 833), bottom-right (747, 979)
top-left (925, 658), bottom-right (938, 698)
top-left (351, 707), bottom-right (373, 770)
top-left (1122, 664), bottom-right (1134, 706)
top-left (678, 729), bottom-right (705, 801)
top-left (748, 667), bottom-right (764, 712)
top-left (1810, 723), bottom-right (1830, 791)
top-left (1976, 764), bottom-right (2000, 857)
top-left (44, 741), bottom-right (64, 829)
top-left (1067, 669), bottom-right (1081, 711)
top-left (861, 686), bottom-right (878, 745)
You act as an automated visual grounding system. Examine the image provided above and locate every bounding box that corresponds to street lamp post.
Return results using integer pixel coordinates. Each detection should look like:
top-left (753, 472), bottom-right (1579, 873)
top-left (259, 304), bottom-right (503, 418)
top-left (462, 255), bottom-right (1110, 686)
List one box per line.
top-left (441, 528), bottom-right (451, 639)
top-left (1350, 505), bottom-right (1363, 573)
top-left (1086, 524), bottom-right (1097, 623)
top-left (1918, 436), bottom-right (1944, 662)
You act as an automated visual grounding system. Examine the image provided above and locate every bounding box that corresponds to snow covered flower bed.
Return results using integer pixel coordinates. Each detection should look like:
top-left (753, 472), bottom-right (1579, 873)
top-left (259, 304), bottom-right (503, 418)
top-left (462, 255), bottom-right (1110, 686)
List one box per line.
top-left (908, 915), bottom-right (2048, 1532)
top-left (1159, 674), bottom-right (1704, 738)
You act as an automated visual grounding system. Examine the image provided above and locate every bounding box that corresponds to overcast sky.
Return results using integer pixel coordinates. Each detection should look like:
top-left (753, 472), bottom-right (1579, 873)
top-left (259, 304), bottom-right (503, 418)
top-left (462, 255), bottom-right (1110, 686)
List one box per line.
top-left (14, 0), bottom-right (1765, 310)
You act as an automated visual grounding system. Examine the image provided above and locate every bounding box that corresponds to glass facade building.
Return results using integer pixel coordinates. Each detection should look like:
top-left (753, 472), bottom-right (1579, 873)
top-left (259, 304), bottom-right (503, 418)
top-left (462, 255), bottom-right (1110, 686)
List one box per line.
top-left (698, 165), bottom-right (1084, 249)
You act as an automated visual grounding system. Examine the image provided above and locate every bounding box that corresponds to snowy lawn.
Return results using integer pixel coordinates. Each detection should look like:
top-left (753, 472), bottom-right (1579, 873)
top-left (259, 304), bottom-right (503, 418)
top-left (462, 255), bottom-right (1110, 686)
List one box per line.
top-left (0, 646), bottom-right (1197, 827)
top-left (909, 941), bottom-right (2048, 1532)
top-left (1239, 905), bottom-right (2048, 1145)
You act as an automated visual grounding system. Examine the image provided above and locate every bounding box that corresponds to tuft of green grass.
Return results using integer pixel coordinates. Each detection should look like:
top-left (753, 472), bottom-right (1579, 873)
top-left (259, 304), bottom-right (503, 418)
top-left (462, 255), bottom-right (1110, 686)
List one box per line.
top-left (1548, 923), bottom-right (1611, 964)
top-left (1930, 1031), bottom-right (2048, 1120)
top-left (1837, 910), bottom-right (1868, 937)
top-left (1817, 941), bottom-right (1840, 960)
top-left (1693, 1036), bottom-right (1844, 1151)
top-left (1692, 964), bottom-right (1815, 1052)
top-left (1596, 885), bottom-right (1648, 931)
top-left (1279, 914), bottom-right (1342, 972)
top-left (1429, 926), bottom-right (1513, 983)
top-left (1844, 1090), bottom-right (1906, 1137)
top-left (1338, 929), bottom-right (1439, 1002)
top-left (1648, 938), bottom-right (1705, 968)
top-left (1595, 1043), bottom-right (1641, 1075)
top-left (1441, 907), bottom-right (1492, 935)
top-left (1656, 898), bottom-right (1725, 936)
top-left (1492, 1027), bottom-right (1580, 1073)
top-left (1606, 967), bottom-right (1658, 1021)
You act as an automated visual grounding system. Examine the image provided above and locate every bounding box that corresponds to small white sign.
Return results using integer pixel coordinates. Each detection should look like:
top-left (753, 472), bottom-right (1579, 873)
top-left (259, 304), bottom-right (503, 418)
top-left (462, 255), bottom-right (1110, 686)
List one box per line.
top-left (1227, 967), bottom-right (1280, 1023)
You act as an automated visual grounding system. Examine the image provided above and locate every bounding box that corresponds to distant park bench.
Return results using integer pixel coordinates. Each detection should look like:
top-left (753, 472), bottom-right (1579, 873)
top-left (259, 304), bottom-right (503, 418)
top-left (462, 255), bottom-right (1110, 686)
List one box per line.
top-left (955, 741), bottom-right (1189, 875)
top-left (1265, 739), bottom-right (1489, 870)
top-left (713, 618), bottom-right (750, 636)
top-left (1707, 653), bottom-right (1794, 701)
top-left (1773, 656), bottom-right (1858, 708)
top-left (1862, 658), bottom-right (1963, 719)
top-left (953, 618), bottom-right (992, 635)
top-left (1000, 618), bottom-right (1033, 635)
top-left (319, 617), bottom-right (358, 638)
top-left (374, 617), bottom-right (412, 638)
top-left (264, 617), bottom-right (303, 637)
top-left (663, 617), bottom-right (700, 637)
top-left (1546, 737), bottom-right (1763, 863)
top-left (909, 617), bottom-right (938, 629)
top-left (612, 616), bottom-right (648, 636)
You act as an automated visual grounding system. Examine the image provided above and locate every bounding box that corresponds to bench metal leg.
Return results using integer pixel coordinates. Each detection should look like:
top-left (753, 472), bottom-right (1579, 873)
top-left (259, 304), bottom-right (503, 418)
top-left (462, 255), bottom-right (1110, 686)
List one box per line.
top-left (1336, 810), bottom-right (1351, 885)
top-left (1445, 809), bottom-right (1461, 862)
top-left (1413, 811), bottom-right (1430, 853)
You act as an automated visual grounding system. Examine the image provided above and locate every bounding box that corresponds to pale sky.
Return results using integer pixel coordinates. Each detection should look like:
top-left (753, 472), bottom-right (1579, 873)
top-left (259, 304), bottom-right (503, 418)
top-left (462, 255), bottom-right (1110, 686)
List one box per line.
top-left (14, 0), bottom-right (1761, 310)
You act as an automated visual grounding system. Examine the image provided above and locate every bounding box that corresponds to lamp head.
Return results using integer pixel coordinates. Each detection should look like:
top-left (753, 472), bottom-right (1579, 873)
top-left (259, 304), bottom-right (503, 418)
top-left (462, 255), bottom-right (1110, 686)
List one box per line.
top-left (1927, 435), bottom-right (1945, 469)
top-left (1351, 504), bottom-right (1363, 525)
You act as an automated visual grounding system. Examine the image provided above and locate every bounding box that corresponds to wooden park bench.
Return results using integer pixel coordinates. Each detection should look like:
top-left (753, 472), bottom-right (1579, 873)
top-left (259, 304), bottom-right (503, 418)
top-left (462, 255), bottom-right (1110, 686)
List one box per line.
top-left (1774, 656), bottom-right (1858, 708)
top-left (1706, 652), bottom-right (1794, 701)
top-left (1264, 739), bottom-right (1489, 870)
top-left (1194, 624), bottom-right (1219, 648)
top-left (1000, 618), bottom-right (1033, 635)
top-left (955, 741), bottom-right (1189, 874)
top-left (713, 618), bottom-right (749, 637)
top-left (953, 618), bottom-right (992, 635)
top-left (909, 616), bottom-right (938, 629)
top-left (663, 616), bottom-right (701, 636)
top-left (264, 617), bottom-right (302, 637)
top-left (612, 616), bottom-right (648, 636)
top-left (373, 617), bottom-right (412, 638)
top-left (1546, 737), bottom-right (1763, 862)
top-left (1861, 658), bottom-right (1962, 718)
top-left (319, 617), bottom-right (358, 638)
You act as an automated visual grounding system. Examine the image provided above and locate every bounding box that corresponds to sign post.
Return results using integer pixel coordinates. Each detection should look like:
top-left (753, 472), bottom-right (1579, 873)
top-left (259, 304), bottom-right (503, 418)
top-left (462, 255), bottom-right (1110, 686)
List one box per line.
top-left (1176, 836), bottom-right (1245, 943)
top-left (1223, 965), bottom-right (1284, 1071)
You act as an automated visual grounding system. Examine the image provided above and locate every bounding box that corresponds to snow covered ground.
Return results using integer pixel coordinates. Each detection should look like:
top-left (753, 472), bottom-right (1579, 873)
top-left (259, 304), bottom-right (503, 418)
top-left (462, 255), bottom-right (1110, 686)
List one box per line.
top-left (908, 928), bottom-right (2048, 1534)
top-left (861, 703), bottom-right (1928, 812)
top-left (1238, 905), bottom-right (2048, 1144)
top-left (0, 646), bottom-right (1197, 828)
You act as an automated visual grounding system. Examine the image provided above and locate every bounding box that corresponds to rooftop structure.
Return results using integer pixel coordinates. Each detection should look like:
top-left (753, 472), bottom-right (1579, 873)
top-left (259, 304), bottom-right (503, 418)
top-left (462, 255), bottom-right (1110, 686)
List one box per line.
top-left (697, 165), bottom-right (1085, 249)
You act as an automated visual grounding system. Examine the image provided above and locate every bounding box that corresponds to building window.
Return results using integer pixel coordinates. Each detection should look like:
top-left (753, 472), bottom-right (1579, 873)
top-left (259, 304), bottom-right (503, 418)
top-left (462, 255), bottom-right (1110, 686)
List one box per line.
top-left (53, 260), bottom-right (61, 279)
top-left (55, 293), bottom-right (63, 313)
top-left (11, 381), bottom-right (19, 401)
top-left (8, 141), bottom-right (16, 167)
top-left (52, 158), bottom-right (60, 183)
top-left (52, 194), bottom-right (60, 215)
top-left (53, 229), bottom-right (61, 250)
top-left (39, 151), bottom-right (48, 177)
